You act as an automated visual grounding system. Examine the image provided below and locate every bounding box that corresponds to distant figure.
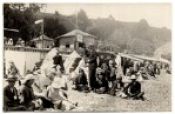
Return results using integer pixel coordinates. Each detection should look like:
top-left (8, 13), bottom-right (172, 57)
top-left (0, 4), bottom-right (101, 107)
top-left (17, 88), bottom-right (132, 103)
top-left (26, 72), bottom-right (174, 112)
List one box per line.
top-left (147, 64), bottom-right (156, 78)
top-left (7, 61), bottom-right (21, 79)
top-left (7, 38), bottom-right (13, 46)
top-left (21, 40), bottom-right (25, 47)
top-left (16, 38), bottom-right (22, 46)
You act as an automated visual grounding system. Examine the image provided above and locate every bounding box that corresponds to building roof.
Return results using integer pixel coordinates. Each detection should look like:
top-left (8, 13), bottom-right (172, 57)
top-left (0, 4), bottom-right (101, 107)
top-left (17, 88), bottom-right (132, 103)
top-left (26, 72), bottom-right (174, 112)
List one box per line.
top-left (31, 34), bottom-right (54, 41)
top-left (56, 29), bottom-right (97, 39)
top-left (4, 28), bottom-right (19, 32)
top-left (119, 53), bottom-right (143, 62)
top-left (129, 54), bottom-right (159, 62)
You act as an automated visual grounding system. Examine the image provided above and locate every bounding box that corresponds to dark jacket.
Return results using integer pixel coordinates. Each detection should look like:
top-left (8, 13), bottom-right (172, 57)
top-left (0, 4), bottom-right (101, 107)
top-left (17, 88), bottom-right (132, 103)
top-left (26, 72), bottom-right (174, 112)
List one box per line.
top-left (108, 67), bottom-right (117, 81)
top-left (126, 81), bottom-right (141, 96)
top-left (19, 85), bottom-right (35, 107)
top-left (75, 74), bottom-right (88, 86)
top-left (53, 54), bottom-right (64, 72)
top-left (4, 85), bottom-right (19, 107)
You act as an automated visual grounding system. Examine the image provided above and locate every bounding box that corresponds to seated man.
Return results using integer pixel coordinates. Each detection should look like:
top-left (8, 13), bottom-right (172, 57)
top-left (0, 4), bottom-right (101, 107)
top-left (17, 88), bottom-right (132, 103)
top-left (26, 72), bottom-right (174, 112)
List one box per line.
top-left (74, 68), bottom-right (89, 92)
top-left (147, 64), bottom-right (156, 78)
top-left (94, 68), bottom-right (108, 94)
top-left (4, 75), bottom-right (25, 111)
top-left (19, 74), bottom-right (43, 111)
top-left (139, 67), bottom-right (149, 80)
top-left (124, 75), bottom-right (145, 101)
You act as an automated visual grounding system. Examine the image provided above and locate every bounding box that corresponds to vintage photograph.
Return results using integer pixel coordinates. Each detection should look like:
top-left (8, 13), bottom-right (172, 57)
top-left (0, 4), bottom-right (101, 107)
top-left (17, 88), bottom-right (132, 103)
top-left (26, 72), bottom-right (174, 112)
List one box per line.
top-left (3, 3), bottom-right (171, 112)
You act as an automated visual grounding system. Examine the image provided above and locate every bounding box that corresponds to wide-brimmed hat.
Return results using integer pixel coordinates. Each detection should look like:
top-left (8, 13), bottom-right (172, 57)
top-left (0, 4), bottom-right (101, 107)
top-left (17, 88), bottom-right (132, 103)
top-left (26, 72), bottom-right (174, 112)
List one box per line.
top-left (51, 77), bottom-right (66, 89)
top-left (130, 75), bottom-right (137, 80)
top-left (22, 74), bottom-right (35, 84)
top-left (5, 75), bottom-right (18, 82)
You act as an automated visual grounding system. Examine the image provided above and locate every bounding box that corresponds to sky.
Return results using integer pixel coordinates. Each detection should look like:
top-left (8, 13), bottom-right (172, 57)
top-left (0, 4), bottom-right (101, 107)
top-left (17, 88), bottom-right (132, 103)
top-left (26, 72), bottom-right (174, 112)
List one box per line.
top-left (41, 3), bottom-right (171, 29)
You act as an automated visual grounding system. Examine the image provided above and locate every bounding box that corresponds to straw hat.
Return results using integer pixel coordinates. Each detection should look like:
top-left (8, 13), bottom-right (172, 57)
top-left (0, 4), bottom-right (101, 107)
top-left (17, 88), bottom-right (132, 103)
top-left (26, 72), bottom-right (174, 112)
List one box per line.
top-left (22, 74), bottom-right (35, 84)
top-left (5, 75), bottom-right (18, 81)
top-left (130, 74), bottom-right (137, 80)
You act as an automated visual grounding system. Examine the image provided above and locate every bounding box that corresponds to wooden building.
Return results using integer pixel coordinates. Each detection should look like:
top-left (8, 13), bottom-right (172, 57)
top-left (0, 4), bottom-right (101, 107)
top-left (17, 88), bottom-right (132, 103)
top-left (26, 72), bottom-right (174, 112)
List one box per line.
top-left (56, 29), bottom-right (97, 52)
top-left (31, 34), bottom-right (54, 49)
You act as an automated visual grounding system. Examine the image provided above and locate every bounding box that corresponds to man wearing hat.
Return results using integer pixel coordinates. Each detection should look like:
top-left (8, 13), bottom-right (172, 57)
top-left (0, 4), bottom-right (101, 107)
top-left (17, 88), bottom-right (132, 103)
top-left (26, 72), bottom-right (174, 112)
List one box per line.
top-left (124, 75), bottom-right (145, 100)
top-left (4, 75), bottom-right (25, 111)
top-left (19, 74), bottom-right (41, 110)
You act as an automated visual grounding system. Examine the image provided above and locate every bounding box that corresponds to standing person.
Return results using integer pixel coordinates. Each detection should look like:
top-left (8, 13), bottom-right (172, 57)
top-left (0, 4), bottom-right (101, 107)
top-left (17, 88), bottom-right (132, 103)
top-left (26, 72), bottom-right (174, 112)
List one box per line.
top-left (4, 75), bottom-right (25, 111)
top-left (86, 46), bottom-right (97, 90)
top-left (53, 52), bottom-right (65, 73)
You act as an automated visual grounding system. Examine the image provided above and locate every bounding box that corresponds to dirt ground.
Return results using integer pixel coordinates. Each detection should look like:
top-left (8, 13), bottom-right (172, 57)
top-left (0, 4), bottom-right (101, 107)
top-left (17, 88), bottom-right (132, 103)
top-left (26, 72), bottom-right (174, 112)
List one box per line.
top-left (67, 70), bottom-right (171, 112)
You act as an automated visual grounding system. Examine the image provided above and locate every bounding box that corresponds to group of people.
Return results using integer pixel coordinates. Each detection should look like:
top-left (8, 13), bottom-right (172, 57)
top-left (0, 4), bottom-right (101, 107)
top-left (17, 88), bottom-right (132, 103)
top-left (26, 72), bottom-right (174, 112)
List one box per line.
top-left (72, 46), bottom-right (169, 99)
top-left (72, 47), bottom-right (146, 100)
top-left (4, 46), bottom-right (170, 111)
top-left (4, 54), bottom-right (77, 111)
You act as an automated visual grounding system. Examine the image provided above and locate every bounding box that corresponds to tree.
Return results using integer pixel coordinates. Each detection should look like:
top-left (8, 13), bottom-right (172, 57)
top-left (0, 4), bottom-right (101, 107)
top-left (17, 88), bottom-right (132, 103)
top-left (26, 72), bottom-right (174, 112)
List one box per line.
top-left (4, 3), bottom-right (45, 43)
top-left (77, 9), bottom-right (91, 31)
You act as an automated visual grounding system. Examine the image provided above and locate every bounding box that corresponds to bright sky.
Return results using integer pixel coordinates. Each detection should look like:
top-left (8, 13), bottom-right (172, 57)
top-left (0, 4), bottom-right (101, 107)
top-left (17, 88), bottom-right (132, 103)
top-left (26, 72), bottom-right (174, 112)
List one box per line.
top-left (41, 3), bottom-right (171, 29)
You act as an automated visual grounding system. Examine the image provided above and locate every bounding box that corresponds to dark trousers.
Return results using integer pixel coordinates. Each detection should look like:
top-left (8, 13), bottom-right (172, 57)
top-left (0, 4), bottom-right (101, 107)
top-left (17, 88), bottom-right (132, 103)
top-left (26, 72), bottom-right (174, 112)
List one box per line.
top-left (88, 65), bottom-right (96, 89)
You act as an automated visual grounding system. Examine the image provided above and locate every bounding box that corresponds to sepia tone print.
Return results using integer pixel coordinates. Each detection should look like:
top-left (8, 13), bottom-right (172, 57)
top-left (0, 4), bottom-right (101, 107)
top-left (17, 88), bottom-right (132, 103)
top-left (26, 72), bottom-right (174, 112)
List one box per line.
top-left (3, 3), bottom-right (171, 112)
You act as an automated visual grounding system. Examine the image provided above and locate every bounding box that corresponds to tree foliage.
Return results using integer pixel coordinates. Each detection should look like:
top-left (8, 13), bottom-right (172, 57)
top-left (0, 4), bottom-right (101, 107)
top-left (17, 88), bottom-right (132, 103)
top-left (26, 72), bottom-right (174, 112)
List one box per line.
top-left (4, 4), bottom-right (171, 56)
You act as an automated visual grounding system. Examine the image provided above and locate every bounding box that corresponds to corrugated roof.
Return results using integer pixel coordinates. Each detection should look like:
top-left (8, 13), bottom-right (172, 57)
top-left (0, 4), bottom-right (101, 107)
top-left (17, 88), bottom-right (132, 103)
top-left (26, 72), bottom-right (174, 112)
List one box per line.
top-left (56, 29), bottom-right (96, 39)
